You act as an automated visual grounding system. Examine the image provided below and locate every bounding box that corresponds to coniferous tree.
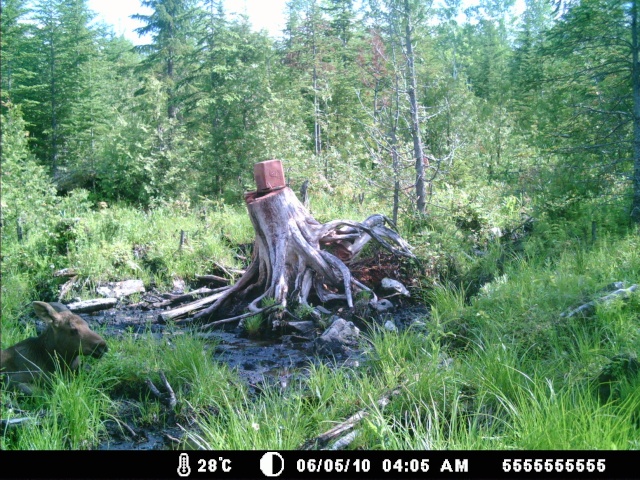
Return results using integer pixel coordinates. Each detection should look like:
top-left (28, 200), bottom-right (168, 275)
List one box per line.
top-left (1, 0), bottom-right (35, 110)
top-left (25, 0), bottom-right (97, 178)
top-left (1, 105), bottom-right (58, 242)
top-left (632, 0), bottom-right (640, 223)
top-left (366, 0), bottom-right (430, 213)
top-left (322, 0), bottom-right (370, 182)
top-left (188, 2), bottom-right (274, 197)
top-left (283, 0), bottom-right (331, 167)
top-left (535, 0), bottom-right (638, 219)
top-left (133, 0), bottom-right (199, 121)
top-left (130, 0), bottom-right (201, 200)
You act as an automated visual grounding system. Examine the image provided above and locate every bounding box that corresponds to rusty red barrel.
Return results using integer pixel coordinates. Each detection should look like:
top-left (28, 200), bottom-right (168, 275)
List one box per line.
top-left (254, 160), bottom-right (286, 193)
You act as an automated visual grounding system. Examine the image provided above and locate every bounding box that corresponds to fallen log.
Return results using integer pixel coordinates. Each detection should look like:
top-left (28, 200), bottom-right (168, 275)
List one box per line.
top-left (191, 160), bottom-right (414, 326)
top-left (152, 287), bottom-right (226, 308)
top-left (160, 288), bottom-right (231, 322)
top-left (300, 387), bottom-right (401, 450)
top-left (66, 298), bottom-right (118, 313)
top-left (53, 268), bottom-right (78, 278)
top-left (329, 430), bottom-right (359, 450)
top-left (195, 274), bottom-right (230, 285)
top-left (96, 279), bottom-right (145, 299)
top-left (0, 417), bottom-right (37, 429)
top-left (561, 284), bottom-right (638, 318)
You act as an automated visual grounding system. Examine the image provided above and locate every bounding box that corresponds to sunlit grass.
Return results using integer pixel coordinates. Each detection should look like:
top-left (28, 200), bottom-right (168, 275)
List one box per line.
top-left (2, 193), bottom-right (639, 450)
top-left (1, 361), bottom-right (115, 450)
top-left (491, 376), bottom-right (640, 450)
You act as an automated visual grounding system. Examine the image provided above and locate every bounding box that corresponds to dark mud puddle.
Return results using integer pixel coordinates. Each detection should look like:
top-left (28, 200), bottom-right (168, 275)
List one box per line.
top-left (88, 302), bottom-right (428, 450)
top-left (210, 331), bottom-right (316, 387)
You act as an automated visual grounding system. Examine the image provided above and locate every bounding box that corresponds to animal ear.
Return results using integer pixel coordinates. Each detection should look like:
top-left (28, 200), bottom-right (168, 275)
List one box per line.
top-left (32, 301), bottom-right (63, 326)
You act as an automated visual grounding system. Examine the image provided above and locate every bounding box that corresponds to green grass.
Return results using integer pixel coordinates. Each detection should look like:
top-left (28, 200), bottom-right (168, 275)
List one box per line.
top-left (94, 327), bottom-right (243, 416)
top-left (497, 379), bottom-right (640, 450)
top-left (1, 360), bottom-right (115, 450)
top-left (0, 199), bottom-right (253, 307)
top-left (242, 314), bottom-right (265, 337)
top-left (186, 362), bottom-right (388, 449)
top-left (67, 201), bottom-right (252, 291)
top-left (2, 191), bottom-right (639, 450)
top-left (186, 384), bottom-right (311, 449)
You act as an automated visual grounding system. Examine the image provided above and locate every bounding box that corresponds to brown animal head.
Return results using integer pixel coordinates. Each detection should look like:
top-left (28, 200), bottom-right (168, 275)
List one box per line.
top-left (0, 302), bottom-right (108, 394)
top-left (32, 301), bottom-right (108, 361)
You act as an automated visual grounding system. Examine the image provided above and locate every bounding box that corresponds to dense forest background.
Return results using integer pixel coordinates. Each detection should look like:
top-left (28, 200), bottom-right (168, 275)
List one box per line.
top-left (3, 0), bottom-right (640, 452)
top-left (3, 0), bottom-right (639, 229)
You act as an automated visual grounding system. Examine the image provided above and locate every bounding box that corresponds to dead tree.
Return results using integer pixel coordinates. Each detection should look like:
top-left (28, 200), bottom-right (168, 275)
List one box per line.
top-left (179, 160), bottom-right (414, 326)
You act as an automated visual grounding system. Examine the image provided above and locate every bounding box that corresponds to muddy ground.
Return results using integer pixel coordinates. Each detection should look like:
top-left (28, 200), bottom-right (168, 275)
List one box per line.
top-left (26, 250), bottom-right (425, 449)
top-left (84, 290), bottom-right (428, 450)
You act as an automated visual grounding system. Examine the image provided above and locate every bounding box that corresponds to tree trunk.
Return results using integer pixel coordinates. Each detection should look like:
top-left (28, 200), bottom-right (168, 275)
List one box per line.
top-left (49, 28), bottom-right (58, 176)
top-left (391, 44), bottom-right (401, 226)
top-left (192, 161), bottom-right (414, 324)
top-left (403, 0), bottom-right (426, 214)
top-left (311, 2), bottom-right (322, 159)
top-left (631, 0), bottom-right (640, 223)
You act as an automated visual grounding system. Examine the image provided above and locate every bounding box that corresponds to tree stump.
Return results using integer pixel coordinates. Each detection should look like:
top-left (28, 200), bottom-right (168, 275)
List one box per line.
top-left (192, 160), bottom-right (414, 326)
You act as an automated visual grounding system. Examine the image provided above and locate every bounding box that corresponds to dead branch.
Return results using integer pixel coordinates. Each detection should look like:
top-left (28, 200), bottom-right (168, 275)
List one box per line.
top-left (212, 261), bottom-right (245, 277)
top-left (1, 417), bottom-right (37, 429)
top-left (152, 287), bottom-right (226, 308)
top-left (146, 371), bottom-right (177, 410)
top-left (67, 297), bottom-right (118, 313)
top-left (53, 268), bottom-right (78, 278)
top-left (300, 387), bottom-right (401, 450)
top-left (112, 417), bottom-right (140, 440)
top-left (561, 284), bottom-right (638, 318)
top-left (160, 287), bottom-right (231, 322)
top-left (330, 430), bottom-right (359, 450)
top-left (58, 275), bottom-right (78, 302)
top-left (96, 279), bottom-right (145, 299)
top-left (195, 274), bottom-right (230, 285)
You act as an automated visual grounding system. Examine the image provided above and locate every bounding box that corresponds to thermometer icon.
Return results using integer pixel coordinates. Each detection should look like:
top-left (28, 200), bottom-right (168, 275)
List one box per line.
top-left (177, 453), bottom-right (191, 477)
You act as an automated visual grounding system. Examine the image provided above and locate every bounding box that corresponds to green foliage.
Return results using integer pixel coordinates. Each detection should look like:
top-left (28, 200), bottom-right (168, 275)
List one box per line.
top-left (186, 384), bottom-right (309, 450)
top-left (64, 201), bottom-right (250, 289)
top-left (493, 378), bottom-right (640, 449)
top-left (3, 0), bottom-right (640, 453)
top-left (1, 107), bottom-right (58, 241)
top-left (1, 0), bottom-right (33, 108)
top-left (95, 328), bottom-right (238, 414)
top-left (1, 107), bottom-right (96, 300)
top-left (243, 314), bottom-right (265, 338)
top-left (438, 233), bottom-right (640, 390)
top-left (1, 360), bottom-right (115, 450)
top-left (187, 362), bottom-right (378, 449)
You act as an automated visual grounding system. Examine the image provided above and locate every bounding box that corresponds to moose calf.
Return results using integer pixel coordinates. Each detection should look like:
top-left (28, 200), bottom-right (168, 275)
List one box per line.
top-left (0, 301), bottom-right (108, 395)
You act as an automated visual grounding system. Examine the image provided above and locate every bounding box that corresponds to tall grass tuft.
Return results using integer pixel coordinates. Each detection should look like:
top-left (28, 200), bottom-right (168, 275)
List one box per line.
top-left (493, 376), bottom-right (640, 449)
top-left (94, 328), bottom-right (242, 416)
top-left (2, 362), bottom-right (115, 450)
top-left (186, 386), bottom-right (310, 450)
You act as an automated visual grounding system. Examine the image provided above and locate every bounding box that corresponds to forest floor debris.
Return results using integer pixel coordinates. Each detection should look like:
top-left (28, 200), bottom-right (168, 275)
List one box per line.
top-left (77, 252), bottom-right (427, 450)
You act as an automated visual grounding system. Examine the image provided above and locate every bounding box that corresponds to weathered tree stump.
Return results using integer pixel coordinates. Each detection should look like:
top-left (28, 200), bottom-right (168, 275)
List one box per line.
top-left (188, 160), bottom-right (414, 326)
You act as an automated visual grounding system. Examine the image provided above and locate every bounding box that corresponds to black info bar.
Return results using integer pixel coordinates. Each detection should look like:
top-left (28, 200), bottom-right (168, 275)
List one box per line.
top-left (0, 450), bottom-right (634, 479)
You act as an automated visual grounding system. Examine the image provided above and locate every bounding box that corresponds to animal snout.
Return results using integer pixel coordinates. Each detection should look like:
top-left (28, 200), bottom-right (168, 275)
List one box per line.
top-left (90, 341), bottom-right (108, 358)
